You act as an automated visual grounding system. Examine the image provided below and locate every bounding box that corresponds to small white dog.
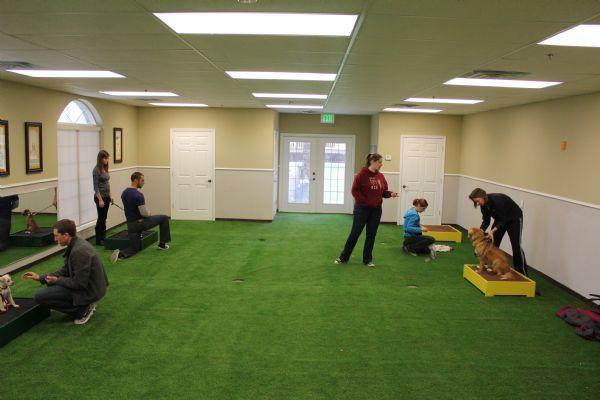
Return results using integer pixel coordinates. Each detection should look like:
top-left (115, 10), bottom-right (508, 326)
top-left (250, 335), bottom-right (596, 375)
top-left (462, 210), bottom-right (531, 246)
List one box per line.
top-left (0, 274), bottom-right (19, 312)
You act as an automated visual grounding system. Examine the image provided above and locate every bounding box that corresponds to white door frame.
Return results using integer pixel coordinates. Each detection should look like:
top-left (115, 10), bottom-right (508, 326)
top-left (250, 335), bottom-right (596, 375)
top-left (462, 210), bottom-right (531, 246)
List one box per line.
top-left (397, 135), bottom-right (446, 225)
top-left (279, 133), bottom-right (356, 213)
top-left (170, 128), bottom-right (216, 221)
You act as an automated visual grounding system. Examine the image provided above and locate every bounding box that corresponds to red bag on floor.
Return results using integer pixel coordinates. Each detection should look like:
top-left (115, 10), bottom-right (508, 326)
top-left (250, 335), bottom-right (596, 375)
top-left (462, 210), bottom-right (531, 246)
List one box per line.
top-left (556, 299), bottom-right (600, 341)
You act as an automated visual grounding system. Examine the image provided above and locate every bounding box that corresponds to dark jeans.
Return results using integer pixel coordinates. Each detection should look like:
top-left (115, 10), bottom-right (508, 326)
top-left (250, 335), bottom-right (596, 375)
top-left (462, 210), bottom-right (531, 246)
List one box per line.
top-left (94, 195), bottom-right (111, 244)
top-left (339, 205), bottom-right (382, 264)
top-left (403, 235), bottom-right (435, 254)
top-left (119, 215), bottom-right (171, 258)
top-left (0, 217), bottom-right (10, 252)
top-left (494, 218), bottom-right (528, 276)
top-left (34, 285), bottom-right (88, 319)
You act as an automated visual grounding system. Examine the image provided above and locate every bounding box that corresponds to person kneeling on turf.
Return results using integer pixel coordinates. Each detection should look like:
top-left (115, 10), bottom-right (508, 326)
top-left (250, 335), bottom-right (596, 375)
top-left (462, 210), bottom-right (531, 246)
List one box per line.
top-left (402, 198), bottom-right (436, 258)
top-left (22, 219), bottom-right (109, 325)
top-left (111, 171), bottom-right (171, 263)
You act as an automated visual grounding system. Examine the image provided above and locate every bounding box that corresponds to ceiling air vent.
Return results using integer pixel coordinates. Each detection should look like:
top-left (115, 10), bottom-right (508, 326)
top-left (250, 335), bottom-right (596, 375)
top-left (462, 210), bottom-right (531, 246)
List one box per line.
top-left (463, 69), bottom-right (530, 79)
top-left (0, 61), bottom-right (37, 69)
top-left (134, 98), bottom-right (161, 102)
top-left (391, 103), bottom-right (418, 108)
top-left (302, 110), bottom-right (317, 114)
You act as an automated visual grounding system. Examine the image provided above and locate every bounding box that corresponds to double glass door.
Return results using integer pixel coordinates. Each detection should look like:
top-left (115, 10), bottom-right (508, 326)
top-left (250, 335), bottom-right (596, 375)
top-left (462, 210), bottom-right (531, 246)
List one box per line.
top-left (280, 135), bottom-right (354, 213)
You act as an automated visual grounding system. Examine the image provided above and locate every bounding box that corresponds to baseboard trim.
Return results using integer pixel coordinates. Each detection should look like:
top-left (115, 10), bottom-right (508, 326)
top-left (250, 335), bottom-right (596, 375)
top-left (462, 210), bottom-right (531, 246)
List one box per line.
top-left (216, 218), bottom-right (272, 223)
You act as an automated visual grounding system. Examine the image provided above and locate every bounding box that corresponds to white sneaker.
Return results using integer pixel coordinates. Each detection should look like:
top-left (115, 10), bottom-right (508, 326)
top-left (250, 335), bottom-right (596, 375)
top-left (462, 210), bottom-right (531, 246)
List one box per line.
top-left (334, 258), bottom-right (347, 265)
top-left (74, 303), bottom-right (96, 325)
top-left (158, 243), bottom-right (170, 250)
top-left (365, 261), bottom-right (375, 268)
top-left (110, 249), bottom-right (120, 264)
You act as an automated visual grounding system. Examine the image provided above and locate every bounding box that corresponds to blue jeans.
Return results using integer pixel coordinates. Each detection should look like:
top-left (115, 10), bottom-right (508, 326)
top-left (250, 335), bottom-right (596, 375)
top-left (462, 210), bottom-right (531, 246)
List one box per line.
top-left (34, 285), bottom-right (88, 319)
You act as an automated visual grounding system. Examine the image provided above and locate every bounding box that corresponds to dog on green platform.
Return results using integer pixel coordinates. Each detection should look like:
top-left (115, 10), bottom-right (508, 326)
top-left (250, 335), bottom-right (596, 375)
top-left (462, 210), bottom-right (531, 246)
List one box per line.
top-left (22, 209), bottom-right (40, 234)
top-left (0, 274), bottom-right (19, 312)
top-left (468, 227), bottom-right (516, 280)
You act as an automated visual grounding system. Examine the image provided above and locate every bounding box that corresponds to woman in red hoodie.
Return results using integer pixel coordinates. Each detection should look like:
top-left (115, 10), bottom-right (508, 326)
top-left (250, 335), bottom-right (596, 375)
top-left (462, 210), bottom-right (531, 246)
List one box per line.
top-left (335, 153), bottom-right (398, 267)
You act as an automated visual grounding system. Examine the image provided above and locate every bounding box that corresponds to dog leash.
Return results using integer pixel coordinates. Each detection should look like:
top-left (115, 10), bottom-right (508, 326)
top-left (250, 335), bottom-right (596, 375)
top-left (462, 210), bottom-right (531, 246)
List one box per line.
top-left (476, 240), bottom-right (493, 258)
top-left (32, 203), bottom-right (56, 216)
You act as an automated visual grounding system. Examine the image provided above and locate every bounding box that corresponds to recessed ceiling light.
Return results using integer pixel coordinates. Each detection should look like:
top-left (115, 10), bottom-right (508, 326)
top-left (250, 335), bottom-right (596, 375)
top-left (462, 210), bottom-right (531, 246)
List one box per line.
top-left (444, 77), bottom-right (562, 89)
top-left (154, 12), bottom-right (358, 36)
top-left (100, 91), bottom-right (178, 97)
top-left (227, 71), bottom-right (336, 81)
top-left (405, 97), bottom-right (483, 104)
top-left (7, 70), bottom-right (124, 78)
top-left (539, 24), bottom-right (600, 47)
top-left (266, 105), bottom-right (324, 109)
top-left (253, 93), bottom-right (327, 99)
top-left (149, 103), bottom-right (208, 107)
top-left (383, 108), bottom-right (442, 113)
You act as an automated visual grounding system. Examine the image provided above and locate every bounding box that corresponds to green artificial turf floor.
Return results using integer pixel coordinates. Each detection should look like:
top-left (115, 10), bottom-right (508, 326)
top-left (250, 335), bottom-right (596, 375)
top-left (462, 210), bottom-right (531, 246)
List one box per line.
top-left (0, 213), bottom-right (57, 267)
top-left (3, 213), bottom-right (599, 399)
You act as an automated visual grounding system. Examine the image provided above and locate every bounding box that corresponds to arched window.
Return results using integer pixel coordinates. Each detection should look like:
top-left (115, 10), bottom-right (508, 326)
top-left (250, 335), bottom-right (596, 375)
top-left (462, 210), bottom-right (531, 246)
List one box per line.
top-left (58, 100), bottom-right (98, 125)
top-left (57, 100), bottom-right (102, 228)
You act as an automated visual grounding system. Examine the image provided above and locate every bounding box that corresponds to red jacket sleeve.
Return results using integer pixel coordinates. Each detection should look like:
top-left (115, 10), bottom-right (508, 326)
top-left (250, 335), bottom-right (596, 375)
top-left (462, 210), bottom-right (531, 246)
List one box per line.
top-left (351, 172), bottom-right (367, 204)
top-left (381, 174), bottom-right (392, 198)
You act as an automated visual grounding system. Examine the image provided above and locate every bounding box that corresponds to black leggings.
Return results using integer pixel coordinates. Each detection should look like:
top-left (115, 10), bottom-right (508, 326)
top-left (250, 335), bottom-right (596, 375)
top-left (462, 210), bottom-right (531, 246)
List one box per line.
top-left (403, 235), bottom-right (435, 254)
top-left (339, 205), bottom-right (382, 264)
top-left (94, 195), bottom-right (110, 244)
top-left (493, 218), bottom-right (528, 276)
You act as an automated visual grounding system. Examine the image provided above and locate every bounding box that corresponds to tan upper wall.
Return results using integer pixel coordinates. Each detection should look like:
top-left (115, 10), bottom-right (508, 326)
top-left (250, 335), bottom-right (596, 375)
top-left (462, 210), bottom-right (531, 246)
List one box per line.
top-left (278, 113), bottom-right (371, 173)
top-left (0, 79), bottom-right (138, 185)
top-left (137, 107), bottom-right (276, 169)
top-left (377, 113), bottom-right (463, 174)
top-left (460, 91), bottom-right (600, 205)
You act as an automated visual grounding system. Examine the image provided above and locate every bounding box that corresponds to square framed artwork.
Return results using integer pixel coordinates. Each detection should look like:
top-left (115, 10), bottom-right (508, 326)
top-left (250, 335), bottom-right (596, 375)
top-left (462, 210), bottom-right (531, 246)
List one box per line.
top-left (25, 122), bottom-right (43, 174)
top-left (113, 127), bottom-right (123, 163)
top-left (0, 119), bottom-right (9, 176)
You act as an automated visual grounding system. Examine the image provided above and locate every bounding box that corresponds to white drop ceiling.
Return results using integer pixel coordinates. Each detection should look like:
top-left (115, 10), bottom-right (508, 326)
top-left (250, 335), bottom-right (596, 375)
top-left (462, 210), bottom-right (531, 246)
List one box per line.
top-left (0, 0), bottom-right (599, 115)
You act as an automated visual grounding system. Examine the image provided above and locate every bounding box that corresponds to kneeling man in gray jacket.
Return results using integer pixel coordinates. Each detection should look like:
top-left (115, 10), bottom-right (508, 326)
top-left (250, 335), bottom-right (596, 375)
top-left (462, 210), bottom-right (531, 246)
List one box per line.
top-left (23, 219), bottom-right (109, 325)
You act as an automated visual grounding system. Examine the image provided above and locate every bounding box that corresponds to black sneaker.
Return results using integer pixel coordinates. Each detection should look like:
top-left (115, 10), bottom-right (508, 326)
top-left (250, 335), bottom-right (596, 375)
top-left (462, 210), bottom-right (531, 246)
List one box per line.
top-left (403, 246), bottom-right (417, 257)
top-left (74, 303), bottom-right (97, 325)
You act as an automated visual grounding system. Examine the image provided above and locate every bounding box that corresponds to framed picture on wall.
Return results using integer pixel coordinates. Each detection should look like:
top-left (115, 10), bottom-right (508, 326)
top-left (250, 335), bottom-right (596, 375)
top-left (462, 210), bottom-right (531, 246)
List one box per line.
top-left (0, 119), bottom-right (9, 176)
top-left (113, 127), bottom-right (123, 163)
top-left (25, 122), bottom-right (43, 174)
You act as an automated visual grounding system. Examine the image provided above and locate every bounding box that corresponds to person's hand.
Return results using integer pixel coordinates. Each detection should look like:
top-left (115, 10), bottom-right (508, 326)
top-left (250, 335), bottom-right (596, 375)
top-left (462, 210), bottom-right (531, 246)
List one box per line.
top-left (45, 275), bottom-right (58, 285)
top-left (390, 192), bottom-right (398, 198)
top-left (421, 226), bottom-right (428, 232)
top-left (110, 197), bottom-right (115, 204)
top-left (99, 199), bottom-right (105, 208)
top-left (485, 230), bottom-right (494, 241)
top-left (22, 272), bottom-right (40, 281)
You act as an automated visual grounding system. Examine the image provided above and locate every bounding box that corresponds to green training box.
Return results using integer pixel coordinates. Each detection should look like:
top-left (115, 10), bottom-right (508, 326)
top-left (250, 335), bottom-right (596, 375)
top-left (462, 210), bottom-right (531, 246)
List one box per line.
top-left (10, 227), bottom-right (55, 247)
top-left (104, 230), bottom-right (158, 251)
top-left (0, 298), bottom-right (51, 347)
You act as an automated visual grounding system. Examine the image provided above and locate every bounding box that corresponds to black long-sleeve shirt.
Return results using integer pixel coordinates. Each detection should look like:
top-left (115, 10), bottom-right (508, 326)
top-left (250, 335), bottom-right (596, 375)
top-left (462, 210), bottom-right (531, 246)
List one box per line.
top-left (480, 193), bottom-right (523, 232)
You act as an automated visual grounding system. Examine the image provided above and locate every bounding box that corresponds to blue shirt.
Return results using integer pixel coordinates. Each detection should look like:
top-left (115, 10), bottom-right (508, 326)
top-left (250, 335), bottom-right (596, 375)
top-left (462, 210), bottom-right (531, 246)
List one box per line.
top-left (121, 188), bottom-right (145, 222)
top-left (403, 208), bottom-right (422, 238)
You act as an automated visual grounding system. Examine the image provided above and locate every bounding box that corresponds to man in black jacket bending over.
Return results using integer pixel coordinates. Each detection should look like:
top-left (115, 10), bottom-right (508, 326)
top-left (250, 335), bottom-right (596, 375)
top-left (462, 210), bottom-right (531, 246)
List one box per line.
top-left (23, 219), bottom-right (109, 325)
top-left (469, 188), bottom-right (529, 276)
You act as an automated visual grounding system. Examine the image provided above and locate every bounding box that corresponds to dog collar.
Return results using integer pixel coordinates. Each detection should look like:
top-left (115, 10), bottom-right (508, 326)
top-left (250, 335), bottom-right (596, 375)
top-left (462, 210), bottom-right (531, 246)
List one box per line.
top-left (476, 240), bottom-right (492, 258)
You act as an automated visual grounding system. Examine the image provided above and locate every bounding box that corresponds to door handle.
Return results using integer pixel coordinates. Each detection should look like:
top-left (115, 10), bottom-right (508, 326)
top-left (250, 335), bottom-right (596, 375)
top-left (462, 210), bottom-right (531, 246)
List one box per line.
top-left (208, 179), bottom-right (212, 183)
top-left (312, 178), bottom-right (315, 181)
top-left (402, 185), bottom-right (407, 189)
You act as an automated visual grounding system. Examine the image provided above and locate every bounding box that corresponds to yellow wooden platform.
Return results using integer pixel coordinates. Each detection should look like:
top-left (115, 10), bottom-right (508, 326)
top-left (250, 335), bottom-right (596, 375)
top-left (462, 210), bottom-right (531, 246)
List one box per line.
top-left (422, 225), bottom-right (462, 243)
top-left (463, 264), bottom-right (536, 298)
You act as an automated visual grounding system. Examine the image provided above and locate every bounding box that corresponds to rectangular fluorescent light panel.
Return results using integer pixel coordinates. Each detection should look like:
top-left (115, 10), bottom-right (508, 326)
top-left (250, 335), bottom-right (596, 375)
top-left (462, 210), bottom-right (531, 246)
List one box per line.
top-left (100, 91), bottom-right (178, 97)
top-left (383, 108), bottom-right (442, 113)
top-left (444, 78), bottom-right (562, 89)
top-left (405, 97), bottom-right (483, 104)
top-left (149, 103), bottom-right (208, 107)
top-left (253, 93), bottom-right (328, 99)
top-left (154, 12), bottom-right (358, 36)
top-left (266, 105), bottom-right (324, 109)
top-left (227, 71), bottom-right (335, 81)
top-left (539, 24), bottom-right (600, 47)
top-left (8, 70), bottom-right (124, 78)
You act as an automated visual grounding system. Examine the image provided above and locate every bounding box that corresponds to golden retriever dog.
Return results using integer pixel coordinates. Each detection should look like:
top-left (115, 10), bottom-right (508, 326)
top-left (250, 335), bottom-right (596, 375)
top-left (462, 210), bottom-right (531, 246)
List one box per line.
top-left (467, 227), bottom-right (516, 280)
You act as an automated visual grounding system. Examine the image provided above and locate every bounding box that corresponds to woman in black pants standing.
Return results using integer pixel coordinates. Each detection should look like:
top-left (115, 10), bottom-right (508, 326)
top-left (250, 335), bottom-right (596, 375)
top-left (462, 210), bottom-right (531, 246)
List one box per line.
top-left (92, 150), bottom-right (113, 246)
top-left (335, 153), bottom-right (398, 268)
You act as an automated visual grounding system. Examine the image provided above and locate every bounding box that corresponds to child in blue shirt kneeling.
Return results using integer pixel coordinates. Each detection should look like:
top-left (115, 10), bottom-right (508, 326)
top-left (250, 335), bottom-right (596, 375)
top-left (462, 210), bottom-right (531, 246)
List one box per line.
top-left (403, 198), bottom-right (436, 258)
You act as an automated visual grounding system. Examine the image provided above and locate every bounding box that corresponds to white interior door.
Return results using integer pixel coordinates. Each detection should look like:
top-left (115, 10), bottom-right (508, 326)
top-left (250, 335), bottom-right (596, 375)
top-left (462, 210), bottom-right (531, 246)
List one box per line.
top-left (398, 136), bottom-right (445, 225)
top-left (279, 134), bottom-right (354, 213)
top-left (170, 129), bottom-right (215, 220)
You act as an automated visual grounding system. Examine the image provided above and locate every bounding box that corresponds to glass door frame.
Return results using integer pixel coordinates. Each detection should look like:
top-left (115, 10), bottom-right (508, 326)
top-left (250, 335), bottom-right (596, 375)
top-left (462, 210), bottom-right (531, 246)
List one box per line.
top-left (278, 133), bottom-right (355, 214)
